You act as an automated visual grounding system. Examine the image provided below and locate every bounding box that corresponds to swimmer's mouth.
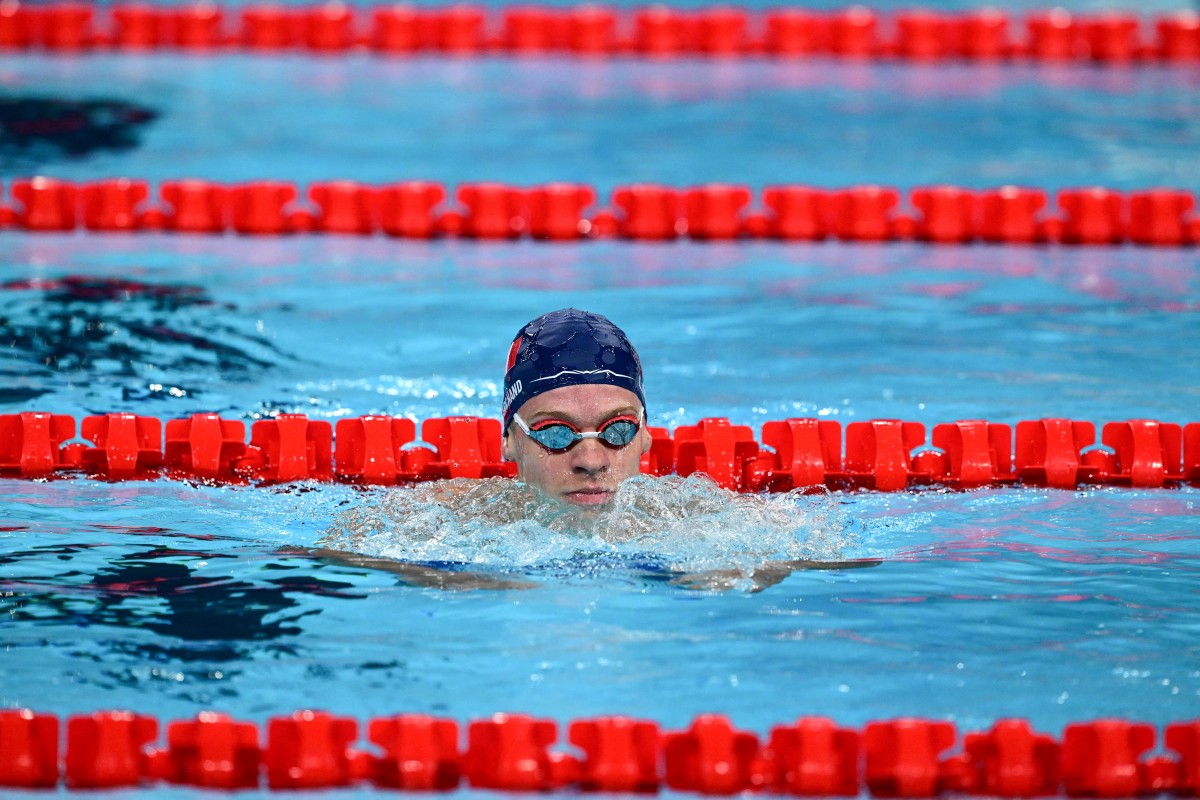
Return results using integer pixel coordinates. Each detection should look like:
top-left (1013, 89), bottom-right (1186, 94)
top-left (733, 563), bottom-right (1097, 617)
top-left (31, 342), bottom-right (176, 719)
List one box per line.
top-left (564, 488), bottom-right (614, 507)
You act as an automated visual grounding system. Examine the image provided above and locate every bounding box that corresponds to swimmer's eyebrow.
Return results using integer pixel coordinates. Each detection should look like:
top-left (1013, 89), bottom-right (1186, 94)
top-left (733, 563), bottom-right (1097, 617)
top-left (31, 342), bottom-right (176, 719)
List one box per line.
top-left (527, 405), bottom-right (640, 425)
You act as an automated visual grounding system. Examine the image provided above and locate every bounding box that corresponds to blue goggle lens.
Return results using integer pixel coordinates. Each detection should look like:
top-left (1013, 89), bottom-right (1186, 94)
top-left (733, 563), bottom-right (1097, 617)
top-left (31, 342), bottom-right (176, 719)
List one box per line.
top-left (529, 417), bottom-right (640, 451)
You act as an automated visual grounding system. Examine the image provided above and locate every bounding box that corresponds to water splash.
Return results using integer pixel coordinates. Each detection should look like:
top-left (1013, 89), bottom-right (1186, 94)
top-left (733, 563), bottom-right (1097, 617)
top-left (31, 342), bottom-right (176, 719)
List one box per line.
top-left (319, 474), bottom-right (857, 585)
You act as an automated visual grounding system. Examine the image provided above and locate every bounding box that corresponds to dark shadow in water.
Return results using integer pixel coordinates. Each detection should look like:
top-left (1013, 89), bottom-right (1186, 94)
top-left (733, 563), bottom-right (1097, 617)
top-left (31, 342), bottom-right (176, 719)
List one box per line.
top-left (0, 95), bottom-right (158, 171)
top-left (0, 276), bottom-right (290, 403)
top-left (0, 541), bottom-right (365, 663)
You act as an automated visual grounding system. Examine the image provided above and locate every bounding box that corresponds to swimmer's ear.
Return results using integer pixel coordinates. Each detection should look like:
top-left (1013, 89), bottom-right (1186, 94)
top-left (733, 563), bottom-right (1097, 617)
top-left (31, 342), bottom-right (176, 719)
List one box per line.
top-left (501, 430), bottom-right (515, 461)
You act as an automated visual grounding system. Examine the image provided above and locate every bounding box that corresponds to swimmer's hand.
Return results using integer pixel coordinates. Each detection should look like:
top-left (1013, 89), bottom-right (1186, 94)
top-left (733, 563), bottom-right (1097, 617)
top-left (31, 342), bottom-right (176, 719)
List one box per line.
top-left (670, 558), bottom-right (883, 593)
top-left (282, 547), bottom-right (536, 591)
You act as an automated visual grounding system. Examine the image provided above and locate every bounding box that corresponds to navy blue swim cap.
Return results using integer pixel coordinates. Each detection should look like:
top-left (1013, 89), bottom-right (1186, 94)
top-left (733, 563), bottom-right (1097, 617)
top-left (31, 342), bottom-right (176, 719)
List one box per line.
top-left (502, 308), bottom-right (645, 431)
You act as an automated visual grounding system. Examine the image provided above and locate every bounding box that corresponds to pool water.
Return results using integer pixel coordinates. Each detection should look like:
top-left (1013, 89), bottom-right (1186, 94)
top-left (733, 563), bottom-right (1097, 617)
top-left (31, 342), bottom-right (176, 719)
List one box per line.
top-left (2, 5), bottom-right (1200, 795)
top-left (3, 56), bottom-right (1198, 191)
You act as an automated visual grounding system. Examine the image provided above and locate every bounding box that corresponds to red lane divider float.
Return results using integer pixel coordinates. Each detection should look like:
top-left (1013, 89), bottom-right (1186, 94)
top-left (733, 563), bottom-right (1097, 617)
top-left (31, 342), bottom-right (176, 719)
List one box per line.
top-left (2, 3), bottom-right (1200, 64)
top-left (2, 411), bottom-right (1199, 492)
top-left (2, 178), bottom-right (1199, 246)
top-left (1, 710), bottom-right (1199, 795)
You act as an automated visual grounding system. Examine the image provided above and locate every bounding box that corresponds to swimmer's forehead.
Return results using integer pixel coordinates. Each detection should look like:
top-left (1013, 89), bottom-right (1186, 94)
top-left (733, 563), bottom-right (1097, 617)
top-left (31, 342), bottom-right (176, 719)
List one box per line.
top-left (526, 404), bottom-right (642, 423)
top-left (519, 385), bottom-right (642, 424)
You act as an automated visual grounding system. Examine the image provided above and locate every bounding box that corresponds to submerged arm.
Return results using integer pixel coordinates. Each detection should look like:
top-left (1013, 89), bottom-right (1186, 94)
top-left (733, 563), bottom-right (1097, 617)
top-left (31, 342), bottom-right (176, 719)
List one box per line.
top-left (669, 557), bottom-right (883, 593)
top-left (283, 546), bottom-right (536, 591)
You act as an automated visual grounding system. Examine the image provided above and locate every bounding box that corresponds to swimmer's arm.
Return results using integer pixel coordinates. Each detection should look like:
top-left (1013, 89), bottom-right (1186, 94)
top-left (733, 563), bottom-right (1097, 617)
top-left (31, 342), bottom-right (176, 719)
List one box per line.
top-left (669, 558), bottom-right (882, 593)
top-left (781, 558), bottom-right (883, 570)
top-left (281, 546), bottom-right (536, 591)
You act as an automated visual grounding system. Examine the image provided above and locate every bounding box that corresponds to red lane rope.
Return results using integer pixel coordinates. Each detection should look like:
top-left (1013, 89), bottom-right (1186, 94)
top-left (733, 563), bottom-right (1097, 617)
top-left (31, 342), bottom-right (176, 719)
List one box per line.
top-left (1, 411), bottom-right (1197, 491)
top-left (2, 178), bottom-right (1198, 245)
top-left (2, 3), bottom-right (1199, 64)
top-left (1, 709), bottom-right (1197, 793)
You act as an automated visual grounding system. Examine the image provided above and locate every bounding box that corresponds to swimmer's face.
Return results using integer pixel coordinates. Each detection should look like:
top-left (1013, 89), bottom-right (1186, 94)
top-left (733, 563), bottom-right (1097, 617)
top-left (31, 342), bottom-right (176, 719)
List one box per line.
top-left (503, 384), bottom-right (651, 510)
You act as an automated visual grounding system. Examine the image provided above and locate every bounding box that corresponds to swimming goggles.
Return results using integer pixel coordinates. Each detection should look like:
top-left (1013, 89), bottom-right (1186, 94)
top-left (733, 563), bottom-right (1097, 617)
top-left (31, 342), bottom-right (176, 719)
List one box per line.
top-left (512, 410), bottom-right (643, 452)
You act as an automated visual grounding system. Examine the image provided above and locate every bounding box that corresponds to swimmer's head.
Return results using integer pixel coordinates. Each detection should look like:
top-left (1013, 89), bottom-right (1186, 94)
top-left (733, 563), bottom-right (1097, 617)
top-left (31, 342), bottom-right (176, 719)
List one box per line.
top-left (501, 309), bottom-right (650, 509)
top-left (501, 308), bottom-right (645, 432)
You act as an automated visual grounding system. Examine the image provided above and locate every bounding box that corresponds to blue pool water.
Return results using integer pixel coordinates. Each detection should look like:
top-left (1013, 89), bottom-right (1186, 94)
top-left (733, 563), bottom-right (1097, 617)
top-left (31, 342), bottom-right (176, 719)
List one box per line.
top-left (3, 56), bottom-right (1199, 191)
top-left (2, 12), bottom-right (1200, 796)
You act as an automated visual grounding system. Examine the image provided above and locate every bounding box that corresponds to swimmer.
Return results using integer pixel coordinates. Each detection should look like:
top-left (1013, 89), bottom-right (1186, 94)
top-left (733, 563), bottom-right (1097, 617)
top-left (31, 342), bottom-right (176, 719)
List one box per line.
top-left (499, 308), bottom-right (651, 510)
top-left (314, 308), bottom-right (879, 590)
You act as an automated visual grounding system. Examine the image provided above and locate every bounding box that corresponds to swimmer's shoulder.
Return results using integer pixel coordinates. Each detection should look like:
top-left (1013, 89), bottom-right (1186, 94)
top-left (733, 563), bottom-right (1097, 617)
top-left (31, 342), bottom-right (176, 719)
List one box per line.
top-left (407, 476), bottom-right (538, 524)
top-left (416, 476), bottom-right (528, 502)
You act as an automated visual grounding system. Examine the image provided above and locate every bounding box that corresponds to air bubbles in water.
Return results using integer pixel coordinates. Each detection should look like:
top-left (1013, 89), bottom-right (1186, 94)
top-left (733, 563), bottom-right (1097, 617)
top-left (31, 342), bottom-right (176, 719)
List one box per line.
top-left (319, 475), bottom-right (856, 587)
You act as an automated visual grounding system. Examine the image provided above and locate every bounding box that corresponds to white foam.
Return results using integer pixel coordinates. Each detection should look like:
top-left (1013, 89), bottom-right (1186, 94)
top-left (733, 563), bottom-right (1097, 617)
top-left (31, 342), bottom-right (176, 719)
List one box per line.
top-left (318, 474), bottom-right (858, 586)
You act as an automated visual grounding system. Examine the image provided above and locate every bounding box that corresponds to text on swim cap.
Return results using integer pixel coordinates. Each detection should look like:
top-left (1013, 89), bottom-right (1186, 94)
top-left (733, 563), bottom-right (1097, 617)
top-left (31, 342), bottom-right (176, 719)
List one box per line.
top-left (502, 379), bottom-right (523, 417)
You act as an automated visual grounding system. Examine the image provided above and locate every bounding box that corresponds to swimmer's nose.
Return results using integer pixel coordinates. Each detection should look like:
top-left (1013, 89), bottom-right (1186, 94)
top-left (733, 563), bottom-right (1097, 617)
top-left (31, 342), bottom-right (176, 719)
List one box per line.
top-left (569, 437), bottom-right (610, 475)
